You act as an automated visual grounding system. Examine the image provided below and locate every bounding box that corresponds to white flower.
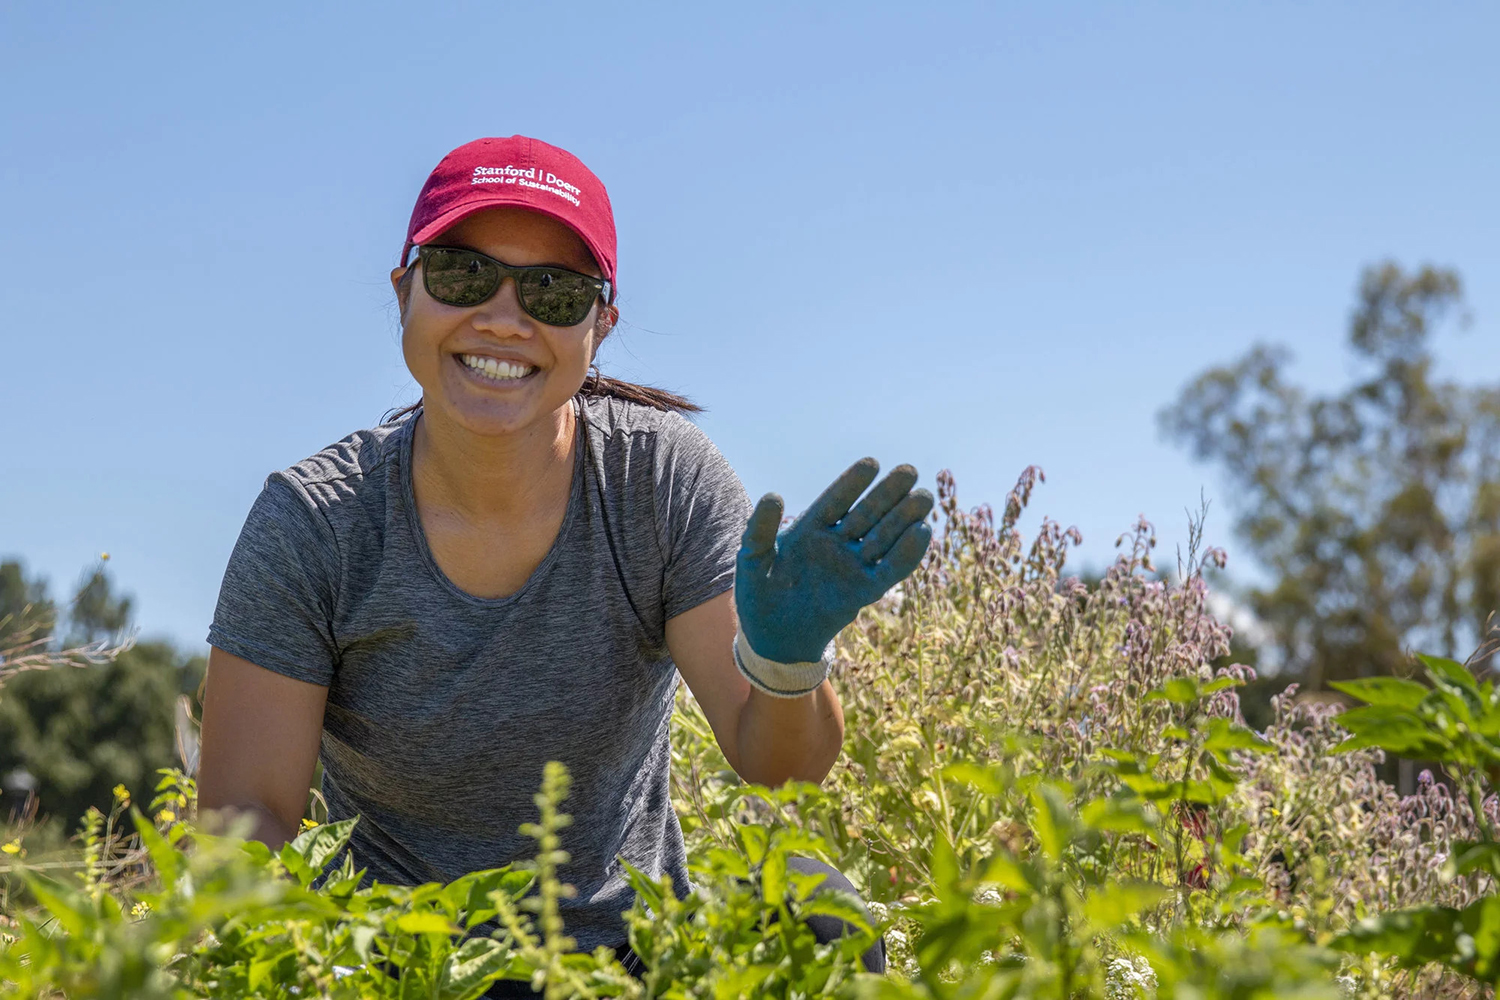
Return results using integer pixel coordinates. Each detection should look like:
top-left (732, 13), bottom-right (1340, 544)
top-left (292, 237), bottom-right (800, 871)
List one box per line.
top-left (1105, 954), bottom-right (1157, 1000)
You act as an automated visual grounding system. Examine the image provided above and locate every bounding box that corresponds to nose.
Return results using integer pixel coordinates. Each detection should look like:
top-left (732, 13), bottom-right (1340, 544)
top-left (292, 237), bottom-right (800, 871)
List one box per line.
top-left (469, 277), bottom-right (534, 336)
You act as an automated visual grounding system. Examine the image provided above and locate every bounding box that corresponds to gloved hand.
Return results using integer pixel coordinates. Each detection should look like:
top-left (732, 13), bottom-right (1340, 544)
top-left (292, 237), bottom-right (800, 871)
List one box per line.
top-left (735, 457), bottom-right (935, 670)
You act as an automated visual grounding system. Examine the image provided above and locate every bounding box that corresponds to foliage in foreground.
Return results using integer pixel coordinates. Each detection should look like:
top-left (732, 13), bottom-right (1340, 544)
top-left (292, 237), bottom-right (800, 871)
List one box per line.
top-left (6, 470), bottom-right (1500, 996)
top-left (0, 752), bottom-right (1349, 998)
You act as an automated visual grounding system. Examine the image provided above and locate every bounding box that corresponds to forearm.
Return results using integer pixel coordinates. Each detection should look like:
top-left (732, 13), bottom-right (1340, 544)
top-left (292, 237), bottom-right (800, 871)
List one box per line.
top-left (200, 799), bottom-right (298, 853)
top-left (734, 681), bottom-right (845, 787)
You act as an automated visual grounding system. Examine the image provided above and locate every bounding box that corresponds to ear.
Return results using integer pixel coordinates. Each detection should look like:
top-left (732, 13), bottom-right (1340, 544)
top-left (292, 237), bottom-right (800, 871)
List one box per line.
top-left (391, 266), bottom-right (413, 321)
top-left (595, 303), bottom-right (619, 340)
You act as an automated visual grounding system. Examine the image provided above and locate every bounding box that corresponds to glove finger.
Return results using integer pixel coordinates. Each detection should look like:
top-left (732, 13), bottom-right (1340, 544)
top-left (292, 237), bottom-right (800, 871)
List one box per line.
top-left (836, 464), bottom-right (919, 540)
top-left (858, 489), bottom-right (936, 564)
top-left (739, 493), bottom-right (784, 573)
top-left (871, 519), bottom-right (934, 593)
top-left (801, 457), bottom-right (880, 528)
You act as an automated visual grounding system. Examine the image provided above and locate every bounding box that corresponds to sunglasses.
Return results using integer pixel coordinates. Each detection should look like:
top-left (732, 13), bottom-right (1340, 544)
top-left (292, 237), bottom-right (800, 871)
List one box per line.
top-left (415, 245), bottom-right (612, 327)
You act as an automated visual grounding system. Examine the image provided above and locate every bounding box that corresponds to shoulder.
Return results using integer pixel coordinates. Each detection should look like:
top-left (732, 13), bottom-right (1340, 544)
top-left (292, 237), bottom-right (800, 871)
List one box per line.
top-left (577, 394), bottom-right (723, 469)
top-left (245, 416), bottom-right (411, 561)
top-left (275, 417), bottom-right (409, 500)
top-left (264, 416), bottom-right (410, 519)
top-left (578, 393), bottom-right (691, 441)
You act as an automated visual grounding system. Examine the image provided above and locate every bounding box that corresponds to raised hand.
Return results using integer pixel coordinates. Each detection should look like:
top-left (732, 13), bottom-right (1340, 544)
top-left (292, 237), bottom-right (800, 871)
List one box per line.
top-left (735, 457), bottom-right (935, 665)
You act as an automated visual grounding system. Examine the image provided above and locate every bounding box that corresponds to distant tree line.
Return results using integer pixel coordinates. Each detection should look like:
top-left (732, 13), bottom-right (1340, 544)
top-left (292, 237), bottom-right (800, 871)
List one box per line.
top-left (0, 559), bottom-right (205, 840)
top-left (1160, 261), bottom-right (1500, 782)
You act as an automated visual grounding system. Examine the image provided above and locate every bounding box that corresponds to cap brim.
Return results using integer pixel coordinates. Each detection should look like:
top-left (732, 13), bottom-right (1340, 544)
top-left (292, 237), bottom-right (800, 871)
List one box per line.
top-left (407, 195), bottom-right (615, 283)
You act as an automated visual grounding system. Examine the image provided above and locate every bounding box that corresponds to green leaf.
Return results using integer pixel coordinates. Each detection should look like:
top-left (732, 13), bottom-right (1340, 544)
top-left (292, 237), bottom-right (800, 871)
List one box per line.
top-left (396, 912), bottom-right (460, 936)
top-left (439, 937), bottom-right (513, 999)
top-left (1331, 906), bottom-right (1464, 967)
top-left (979, 853), bottom-right (1034, 894)
top-left (1332, 705), bottom-right (1451, 759)
top-left (1097, 748), bottom-right (1141, 765)
top-left (240, 839), bottom-right (274, 866)
top-left (929, 833), bottom-right (961, 891)
top-left (1031, 785), bottom-right (1073, 861)
top-left (289, 817), bottom-right (358, 878)
top-left (1329, 677), bottom-right (1430, 710)
top-left (454, 868), bottom-right (513, 929)
top-left (787, 867), bottom-right (830, 902)
top-left (712, 964), bottom-right (777, 998)
top-left (761, 845), bottom-right (787, 906)
top-left (1178, 779), bottom-right (1224, 805)
top-left (350, 924), bottom-right (379, 963)
top-left (247, 956), bottom-right (277, 991)
top-left (1200, 676), bottom-right (1242, 696)
top-left (1420, 655), bottom-right (1481, 696)
top-left (1083, 880), bottom-right (1170, 931)
top-left (1336, 896), bottom-right (1500, 979)
top-left (1115, 772), bottom-right (1177, 801)
top-left (20, 874), bottom-right (92, 938)
top-left (941, 762), bottom-right (1005, 795)
top-left (1202, 718), bottom-right (1274, 755)
top-left (735, 824), bottom-right (769, 866)
top-left (247, 949), bottom-right (294, 990)
top-left (278, 842), bottom-right (313, 886)
top-left (1470, 895), bottom-right (1500, 980)
top-left (1222, 823), bottom-right (1251, 856)
top-left (1081, 795), bottom-right (1158, 835)
top-left (1450, 841), bottom-right (1500, 878)
top-left (130, 807), bottom-right (182, 889)
top-left (799, 891), bottom-right (875, 937)
top-left (1146, 679), bottom-right (1199, 705)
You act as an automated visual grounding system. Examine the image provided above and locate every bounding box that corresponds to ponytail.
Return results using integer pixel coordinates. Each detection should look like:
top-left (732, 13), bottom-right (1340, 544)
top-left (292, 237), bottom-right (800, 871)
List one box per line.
top-left (578, 369), bottom-right (701, 414)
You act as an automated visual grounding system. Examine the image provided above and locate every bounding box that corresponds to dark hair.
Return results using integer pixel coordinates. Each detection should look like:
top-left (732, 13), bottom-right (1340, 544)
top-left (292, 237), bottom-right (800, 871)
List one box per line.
top-left (384, 261), bottom-right (700, 424)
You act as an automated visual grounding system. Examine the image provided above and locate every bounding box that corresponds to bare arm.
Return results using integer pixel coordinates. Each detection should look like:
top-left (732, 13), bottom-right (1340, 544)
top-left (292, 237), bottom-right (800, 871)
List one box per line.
top-left (667, 589), bottom-right (844, 787)
top-left (196, 645), bottom-right (328, 852)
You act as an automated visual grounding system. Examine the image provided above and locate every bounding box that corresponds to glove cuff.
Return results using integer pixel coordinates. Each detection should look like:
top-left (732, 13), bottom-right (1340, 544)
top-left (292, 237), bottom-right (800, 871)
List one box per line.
top-left (733, 627), bottom-right (832, 698)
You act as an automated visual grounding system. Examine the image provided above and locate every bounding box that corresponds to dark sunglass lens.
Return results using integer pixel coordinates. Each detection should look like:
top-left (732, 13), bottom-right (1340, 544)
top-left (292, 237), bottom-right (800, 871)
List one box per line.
top-left (519, 268), bottom-right (596, 326)
top-left (423, 249), bottom-right (498, 307)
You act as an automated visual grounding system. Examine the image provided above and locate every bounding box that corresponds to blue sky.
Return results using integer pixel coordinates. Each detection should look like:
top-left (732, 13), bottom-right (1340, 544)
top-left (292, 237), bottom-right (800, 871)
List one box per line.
top-left (3, 3), bottom-right (1497, 651)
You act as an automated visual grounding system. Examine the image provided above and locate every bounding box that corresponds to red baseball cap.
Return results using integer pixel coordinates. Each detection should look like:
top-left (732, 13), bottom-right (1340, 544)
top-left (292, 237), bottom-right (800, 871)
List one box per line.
top-left (402, 135), bottom-right (617, 295)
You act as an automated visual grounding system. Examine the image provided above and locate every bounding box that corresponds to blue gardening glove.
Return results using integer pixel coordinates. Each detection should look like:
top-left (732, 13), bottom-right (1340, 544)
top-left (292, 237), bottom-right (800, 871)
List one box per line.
top-left (735, 457), bottom-right (935, 668)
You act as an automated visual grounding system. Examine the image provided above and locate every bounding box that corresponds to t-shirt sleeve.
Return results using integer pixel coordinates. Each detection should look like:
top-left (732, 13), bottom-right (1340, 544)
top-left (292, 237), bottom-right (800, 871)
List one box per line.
top-left (653, 413), bottom-right (754, 621)
top-left (207, 474), bottom-right (341, 686)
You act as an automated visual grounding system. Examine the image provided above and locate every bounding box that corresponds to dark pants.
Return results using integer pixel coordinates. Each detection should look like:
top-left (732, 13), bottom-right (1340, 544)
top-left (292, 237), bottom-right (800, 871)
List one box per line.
top-left (482, 856), bottom-right (886, 997)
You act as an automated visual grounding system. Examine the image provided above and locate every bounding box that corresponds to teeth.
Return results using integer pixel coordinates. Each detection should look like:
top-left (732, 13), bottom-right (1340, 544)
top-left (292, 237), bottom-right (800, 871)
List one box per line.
top-left (459, 354), bottom-right (535, 381)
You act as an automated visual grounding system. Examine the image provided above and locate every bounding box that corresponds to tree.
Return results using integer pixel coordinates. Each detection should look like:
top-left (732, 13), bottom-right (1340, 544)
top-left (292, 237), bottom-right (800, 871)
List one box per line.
top-left (0, 559), bottom-right (58, 661)
top-left (1160, 262), bottom-right (1500, 691)
top-left (0, 560), bottom-right (205, 833)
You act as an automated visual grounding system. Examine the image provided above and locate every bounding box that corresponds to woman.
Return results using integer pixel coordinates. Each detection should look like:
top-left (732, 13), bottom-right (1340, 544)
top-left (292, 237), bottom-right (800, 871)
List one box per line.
top-left (197, 135), bottom-right (933, 990)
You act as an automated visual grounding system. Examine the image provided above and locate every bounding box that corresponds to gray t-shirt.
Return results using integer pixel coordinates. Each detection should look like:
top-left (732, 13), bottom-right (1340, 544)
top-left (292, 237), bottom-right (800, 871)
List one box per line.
top-left (207, 394), bottom-right (752, 951)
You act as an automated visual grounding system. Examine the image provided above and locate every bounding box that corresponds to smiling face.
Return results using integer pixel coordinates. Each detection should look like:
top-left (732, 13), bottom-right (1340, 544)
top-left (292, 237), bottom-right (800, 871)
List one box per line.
top-left (392, 206), bottom-right (616, 438)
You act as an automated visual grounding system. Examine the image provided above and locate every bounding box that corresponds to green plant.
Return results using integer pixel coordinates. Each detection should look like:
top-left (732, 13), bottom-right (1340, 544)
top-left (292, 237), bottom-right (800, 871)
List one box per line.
top-left (8, 471), bottom-right (1497, 997)
top-left (0, 766), bottom-right (599, 998)
top-left (1329, 655), bottom-right (1500, 986)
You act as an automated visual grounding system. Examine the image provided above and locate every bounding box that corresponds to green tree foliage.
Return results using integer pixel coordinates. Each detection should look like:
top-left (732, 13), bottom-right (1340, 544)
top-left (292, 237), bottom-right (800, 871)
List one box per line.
top-left (1160, 262), bottom-right (1500, 689)
top-left (0, 560), bottom-right (205, 835)
top-left (0, 562), bottom-right (55, 638)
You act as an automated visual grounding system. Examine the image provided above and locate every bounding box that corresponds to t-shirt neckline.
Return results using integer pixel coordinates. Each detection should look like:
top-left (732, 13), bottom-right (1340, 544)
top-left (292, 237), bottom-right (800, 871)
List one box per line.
top-left (399, 398), bottom-right (588, 608)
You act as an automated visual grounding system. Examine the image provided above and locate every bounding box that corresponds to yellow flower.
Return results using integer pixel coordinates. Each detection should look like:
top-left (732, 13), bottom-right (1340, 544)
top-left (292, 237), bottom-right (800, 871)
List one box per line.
top-left (112, 784), bottom-right (130, 804)
top-left (300, 818), bottom-right (319, 831)
top-left (1, 841), bottom-right (21, 855)
top-left (156, 809), bottom-right (176, 823)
